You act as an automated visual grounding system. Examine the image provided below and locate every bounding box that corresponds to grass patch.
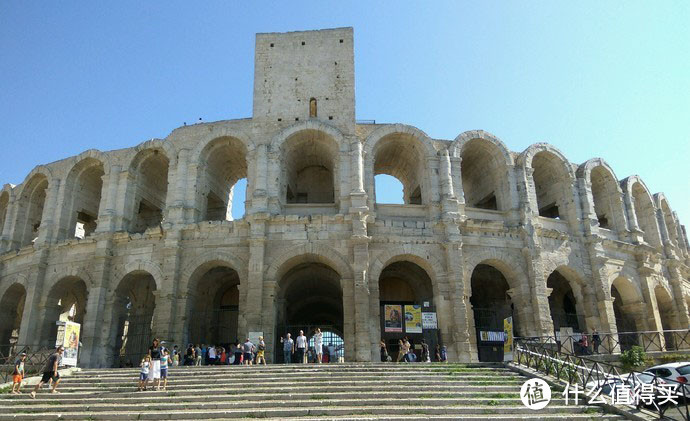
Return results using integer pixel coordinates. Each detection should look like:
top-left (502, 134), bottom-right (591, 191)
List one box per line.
top-left (0, 385), bottom-right (12, 394)
top-left (486, 399), bottom-right (500, 406)
top-left (486, 393), bottom-right (517, 399)
top-left (309, 395), bottom-right (327, 400)
top-left (583, 407), bottom-right (600, 414)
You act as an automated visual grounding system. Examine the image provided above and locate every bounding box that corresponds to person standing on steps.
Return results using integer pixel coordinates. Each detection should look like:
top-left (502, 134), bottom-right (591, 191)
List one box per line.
top-left (148, 338), bottom-right (162, 390)
top-left (30, 346), bottom-right (64, 398)
top-left (592, 329), bottom-right (601, 354)
top-left (243, 338), bottom-right (255, 366)
top-left (281, 333), bottom-right (294, 364)
top-left (313, 328), bottom-right (323, 363)
top-left (11, 352), bottom-right (26, 394)
top-left (256, 336), bottom-right (267, 365)
top-left (296, 330), bottom-right (307, 364)
top-left (160, 349), bottom-right (170, 390)
top-left (396, 339), bottom-right (405, 362)
top-left (138, 355), bottom-right (151, 391)
top-left (420, 339), bottom-right (430, 363)
top-left (379, 340), bottom-right (389, 362)
top-left (194, 344), bottom-right (202, 366)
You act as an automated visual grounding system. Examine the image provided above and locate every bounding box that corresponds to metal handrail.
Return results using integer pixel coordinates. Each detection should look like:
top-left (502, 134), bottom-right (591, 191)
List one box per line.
top-left (514, 338), bottom-right (690, 420)
top-left (0, 344), bottom-right (55, 384)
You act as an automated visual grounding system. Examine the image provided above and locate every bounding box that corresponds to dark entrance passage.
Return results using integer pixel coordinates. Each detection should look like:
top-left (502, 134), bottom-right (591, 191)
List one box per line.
top-left (470, 263), bottom-right (513, 362)
top-left (274, 262), bottom-right (343, 363)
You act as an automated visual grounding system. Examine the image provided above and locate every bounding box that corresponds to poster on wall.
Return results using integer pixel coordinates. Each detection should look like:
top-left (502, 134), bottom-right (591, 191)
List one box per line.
top-left (422, 312), bottom-right (437, 329)
top-left (384, 305), bottom-right (403, 332)
top-left (404, 305), bottom-right (422, 334)
top-left (503, 316), bottom-right (514, 362)
top-left (62, 322), bottom-right (81, 366)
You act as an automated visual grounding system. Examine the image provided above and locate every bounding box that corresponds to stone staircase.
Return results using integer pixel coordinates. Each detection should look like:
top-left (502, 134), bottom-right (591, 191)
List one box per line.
top-left (1, 363), bottom-right (627, 420)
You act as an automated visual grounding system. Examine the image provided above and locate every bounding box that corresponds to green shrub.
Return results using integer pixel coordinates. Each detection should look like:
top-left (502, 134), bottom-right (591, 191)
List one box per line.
top-left (621, 346), bottom-right (647, 371)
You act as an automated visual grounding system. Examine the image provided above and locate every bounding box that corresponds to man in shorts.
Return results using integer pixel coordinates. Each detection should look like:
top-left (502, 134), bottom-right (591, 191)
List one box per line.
top-left (11, 352), bottom-right (26, 394)
top-left (242, 338), bottom-right (255, 365)
top-left (31, 346), bottom-right (64, 398)
top-left (295, 330), bottom-right (307, 364)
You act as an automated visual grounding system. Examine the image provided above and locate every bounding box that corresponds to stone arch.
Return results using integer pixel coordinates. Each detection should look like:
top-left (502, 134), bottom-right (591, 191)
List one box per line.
top-left (610, 275), bottom-right (643, 336)
top-left (58, 156), bottom-right (106, 240)
top-left (453, 130), bottom-right (515, 211)
top-left (14, 168), bottom-right (53, 247)
top-left (621, 176), bottom-right (662, 247)
top-left (364, 124), bottom-right (436, 206)
top-left (519, 143), bottom-right (577, 224)
top-left (545, 265), bottom-right (588, 334)
top-left (463, 248), bottom-right (527, 293)
top-left (125, 144), bottom-right (171, 233)
top-left (369, 246), bottom-right (444, 288)
top-left (193, 136), bottom-right (250, 221)
top-left (38, 274), bottom-right (90, 345)
top-left (0, 187), bottom-right (11, 237)
top-left (110, 260), bottom-right (164, 292)
top-left (266, 243), bottom-right (353, 286)
top-left (0, 277), bottom-right (27, 347)
top-left (181, 250), bottom-right (248, 293)
top-left (577, 158), bottom-right (627, 235)
top-left (273, 124), bottom-right (342, 205)
top-left (655, 193), bottom-right (680, 247)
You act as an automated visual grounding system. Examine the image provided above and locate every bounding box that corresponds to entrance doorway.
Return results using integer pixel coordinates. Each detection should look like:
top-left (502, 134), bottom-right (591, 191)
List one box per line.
top-left (274, 262), bottom-right (343, 363)
top-left (470, 263), bottom-right (513, 362)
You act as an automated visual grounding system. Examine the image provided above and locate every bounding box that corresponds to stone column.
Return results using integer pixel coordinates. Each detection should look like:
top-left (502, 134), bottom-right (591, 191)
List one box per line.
top-left (351, 236), bottom-right (371, 361)
top-left (342, 277), bottom-right (356, 362)
top-left (245, 215), bottom-right (267, 339)
top-left (36, 180), bottom-right (61, 245)
top-left (96, 165), bottom-right (121, 233)
top-left (0, 192), bottom-right (16, 252)
top-left (17, 249), bottom-right (50, 345)
top-left (252, 144), bottom-right (269, 212)
top-left (521, 246), bottom-right (555, 337)
top-left (114, 171), bottom-right (135, 231)
top-left (442, 236), bottom-right (473, 362)
top-left (350, 139), bottom-right (367, 212)
top-left (668, 261), bottom-right (690, 348)
top-left (638, 274), bottom-right (666, 351)
top-left (152, 231), bottom-right (183, 344)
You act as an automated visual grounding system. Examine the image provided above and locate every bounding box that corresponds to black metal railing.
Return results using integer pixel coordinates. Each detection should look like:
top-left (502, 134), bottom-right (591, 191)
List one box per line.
top-left (514, 338), bottom-right (690, 420)
top-left (518, 329), bottom-right (690, 356)
top-left (0, 344), bottom-right (55, 384)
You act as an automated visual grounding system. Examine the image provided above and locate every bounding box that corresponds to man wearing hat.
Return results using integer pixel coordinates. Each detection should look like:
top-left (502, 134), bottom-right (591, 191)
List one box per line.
top-left (11, 352), bottom-right (26, 394)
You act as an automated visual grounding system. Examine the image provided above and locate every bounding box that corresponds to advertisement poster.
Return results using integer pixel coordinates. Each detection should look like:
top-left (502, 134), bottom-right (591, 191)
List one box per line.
top-left (404, 305), bottom-right (422, 334)
top-left (422, 312), bottom-right (437, 329)
top-left (62, 321), bottom-right (80, 366)
top-left (384, 305), bottom-right (403, 332)
top-left (503, 316), bottom-right (514, 362)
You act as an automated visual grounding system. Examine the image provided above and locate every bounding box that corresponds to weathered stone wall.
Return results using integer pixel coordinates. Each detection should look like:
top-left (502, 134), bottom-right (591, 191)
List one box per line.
top-left (0, 28), bottom-right (688, 367)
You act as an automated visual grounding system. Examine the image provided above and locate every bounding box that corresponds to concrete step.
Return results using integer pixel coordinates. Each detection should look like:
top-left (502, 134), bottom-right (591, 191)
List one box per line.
top-left (0, 405), bottom-right (616, 421)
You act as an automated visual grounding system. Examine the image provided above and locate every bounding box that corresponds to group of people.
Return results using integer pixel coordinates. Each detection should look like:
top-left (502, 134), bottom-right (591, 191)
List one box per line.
top-left (573, 329), bottom-right (602, 355)
top-left (280, 329), bottom-right (343, 364)
top-left (10, 345), bottom-right (64, 398)
top-left (379, 337), bottom-right (447, 363)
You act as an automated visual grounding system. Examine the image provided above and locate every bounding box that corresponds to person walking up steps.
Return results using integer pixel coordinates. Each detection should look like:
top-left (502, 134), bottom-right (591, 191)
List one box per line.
top-left (148, 338), bottom-right (162, 390)
top-left (31, 346), bottom-right (64, 398)
top-left (11, 352), bottom-right (26, 394)
top-left (160, 349), bottom-right (170, 390)
top-left (281, 333), bottom-right (294, 364)
top-left (296, 330), bottom-right (307, 364)
top-left (256, 336), bottom-right (267, 365)
top-left (313, 328), bottom-right (323, 363)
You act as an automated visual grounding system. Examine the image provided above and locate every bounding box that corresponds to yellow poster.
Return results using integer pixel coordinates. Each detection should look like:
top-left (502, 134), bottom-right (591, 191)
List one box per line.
top-left (404, 305), bottom-right (422, 333)
top-left (62, 322), bottom-right (81, 366)
top-left (503, 316), bottom-right (513, 361)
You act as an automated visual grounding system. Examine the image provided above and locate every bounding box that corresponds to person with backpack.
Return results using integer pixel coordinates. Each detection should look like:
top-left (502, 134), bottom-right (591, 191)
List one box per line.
top-left (30, 346), bottom-right (64, 398)
top-left (11, 352), bottom-right (26, 394)
top-left (256, 336), bottom-right (267, 365)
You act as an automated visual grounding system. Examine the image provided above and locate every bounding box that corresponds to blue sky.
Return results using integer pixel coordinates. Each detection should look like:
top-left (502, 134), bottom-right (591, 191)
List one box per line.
top-left (1, 2), bottom-right (688, 225)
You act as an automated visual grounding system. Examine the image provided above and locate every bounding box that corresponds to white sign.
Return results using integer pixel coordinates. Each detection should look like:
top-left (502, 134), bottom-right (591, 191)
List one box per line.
top-left (421, 312), bottom-right (437, 329)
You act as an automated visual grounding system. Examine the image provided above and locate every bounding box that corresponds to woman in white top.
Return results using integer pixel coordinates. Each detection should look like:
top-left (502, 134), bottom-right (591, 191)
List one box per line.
top-left (313, 328), bottom-right (323, 363)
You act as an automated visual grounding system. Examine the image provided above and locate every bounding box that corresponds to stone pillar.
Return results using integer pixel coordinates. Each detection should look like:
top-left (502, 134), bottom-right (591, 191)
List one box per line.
top-left (96, 165), bottom-right (121, 233)
top-left (669, 261), bottom-right (690, 329)
top-left (166, 148), bottom-right (190, 225)
top-left (351, 236), bottom-right (371, 361)
top-left (521, 246), bottom-right (554, 337)
top-left (349, 140), bottom-right (367, 212)
top-left (252, 144), bottom-right (269, 212)
top-left (114, 171), bottom-right (135, 231)
top-left (244, 215), bottom-right (267, 339)
top-left (0, 192), bottom-right (16, 252)
top-left (638, 275), bottom-right (666, 351)
top-left (442, 235), bottom-right (473, 362)
top-left (17, 249), bottom-right (50, 345)
top-left (35, 180), bottom-right (61, 245)
top-left (152, 232), bottom-right (183, 344)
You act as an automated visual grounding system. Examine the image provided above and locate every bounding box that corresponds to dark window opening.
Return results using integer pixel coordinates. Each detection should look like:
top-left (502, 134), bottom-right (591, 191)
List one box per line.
top-left (295, 117), bottom-right (299, 121)
top-left (339, 39), bottom-right (343, 43)
top-left (278, 118), bottom-right (282, 122)
top-left (76, 210), bottom-right (97, 238)
top-left (309, 98), bottom-right (317, 118)
top-left (598, 214), bottom-right (610, 229)
top-left (328, 116), bottom-right (333, 120)
top-left (301, 41), bottom-right (305, 45)
top-left (296, 193), bottom-right (308, 203)
top-left (270, 43), bottom-right (274, 47)
top-left (474, 192), bottom-right (498, 210)
top-left (539, 203), bottom-right (560, 219)
top-left (286, 186), bottom-right (294, 202)
top-left (409, 186), bottom-right (422, 205)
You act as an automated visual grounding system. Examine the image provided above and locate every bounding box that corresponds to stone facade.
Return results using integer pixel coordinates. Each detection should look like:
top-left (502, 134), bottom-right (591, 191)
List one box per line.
top-left (0, 27), bottom-right (689, 367)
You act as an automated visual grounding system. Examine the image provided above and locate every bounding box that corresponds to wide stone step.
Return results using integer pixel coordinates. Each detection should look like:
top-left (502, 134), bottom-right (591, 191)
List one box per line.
top-left (0, 405), bottom-right (614, 421)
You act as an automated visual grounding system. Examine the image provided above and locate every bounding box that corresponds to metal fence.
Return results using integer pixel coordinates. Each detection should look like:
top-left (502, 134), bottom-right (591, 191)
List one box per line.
top-left (0, 344), bottom-right (55, 384)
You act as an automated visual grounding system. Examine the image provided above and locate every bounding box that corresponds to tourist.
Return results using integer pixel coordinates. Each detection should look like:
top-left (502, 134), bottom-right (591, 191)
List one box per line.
top-left (233, 341), bottom-right (243, 365)
top-left (148, 339), bottom-right (162, 389)
top-left (440, 345), bottom-right (447, 362)
top-left (195, 344), bottom-right (202, 366)
top-left (160, 349), bottom-right (170, 390)
top-left (402, 338), bottom-right (412, 362)
top-left (256, 336), bottom-right (267, 365)
top-left (327, 343), bottom-right (336, 363)
top-left (30, 345), bottom-right (64, 398)
top-left (220, 346), bottom-right (227, 364)
top-left (421, 339), bottom-right (430, 363)
top-left (296, 330), bottom-right (307, 364)
top-left (281, 333), bottom-right (294, 364)
top-left (200, 343), bottom-right (207, 365)
top-left (172, 345), bottom-right (179, 366)
top-left (396, 339), bottom-right (406, 362)
top-left (138, 355), bottom-right (151, 391)
top-left (208, 344), bottom-right (216, 365)
top-left (313, 328), bottom-right (323, 363)
top-left (435, 344), bottom-right (441, 362)
top-left (243, 338), bottom-right (255, 365)
top-left (379, 340), bottom-right (389, 362)
top-left (185, 343), bottom-right (195, 365)
top-left (11, 352), bottom-right (26, 394)
top-left (592, 329), bottom-right (601, 354)
top-left (336, 344), bottom-right (344, 363)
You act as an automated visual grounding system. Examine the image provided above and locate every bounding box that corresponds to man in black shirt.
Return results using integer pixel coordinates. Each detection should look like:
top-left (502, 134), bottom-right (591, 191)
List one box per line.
top-left (31, 346), bottom-right (64, 398)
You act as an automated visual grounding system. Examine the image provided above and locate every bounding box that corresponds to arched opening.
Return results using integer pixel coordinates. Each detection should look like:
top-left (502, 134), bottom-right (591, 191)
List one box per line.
top-left (611, 277), bottom-right (640, 351)
top-left (378, 260), bottom-right (437, 361)
top-left (660, 200), bottom-right (679, 246)
top-left (309, 98), bottom-right (317, 118)
top-left (590, 166), bottom-right (620, 231)
top-left (282, 130), bottom-right (338, 204)
top-left (373, 133), bottom-right (426, 205)
top-left (547, 270), bottom-right (583, 333)
top-left (188, 265), bottom-right (240, 346)
top-left (655, 286), bottom-right (678, 349)
top-left (0, 191), bottom-right (9, 234)
top-left (129, 149), bottom-right (169, 233)
top-left (60, 158), bottom-right (104, 239)
top-left (531, 151), bottom-right (571, 219)
top-left (374, 174), bottom-right (404, 204)
top-left (631, 182), bottom-right (661, 247)
top-left (39, 277), bottom-right (88, 345)
top-left (111, 271), bottom-right (156, 367)
top-left (461, 139), bottom-right (510, 211)
top-left (275, 262), bottom-right (343, 363)
top-left (0, 284), bottom-right (26, 348)
top-left (469, 263), bottom-right (513, 362)
top-left (198, 137), bottom-right (248, 222)
top-left (17, 174), bottom-right (49, 247)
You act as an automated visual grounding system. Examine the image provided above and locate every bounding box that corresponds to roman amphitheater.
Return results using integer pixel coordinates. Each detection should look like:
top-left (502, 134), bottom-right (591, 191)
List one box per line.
top-left (0, 27), bottom-right (688, 367)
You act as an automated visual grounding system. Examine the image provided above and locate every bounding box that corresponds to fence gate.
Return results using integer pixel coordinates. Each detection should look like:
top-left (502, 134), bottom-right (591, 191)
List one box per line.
top-left (473, 308), bottom-right (510, 362)
top-left (275, 324), bottom-right (343, 363)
